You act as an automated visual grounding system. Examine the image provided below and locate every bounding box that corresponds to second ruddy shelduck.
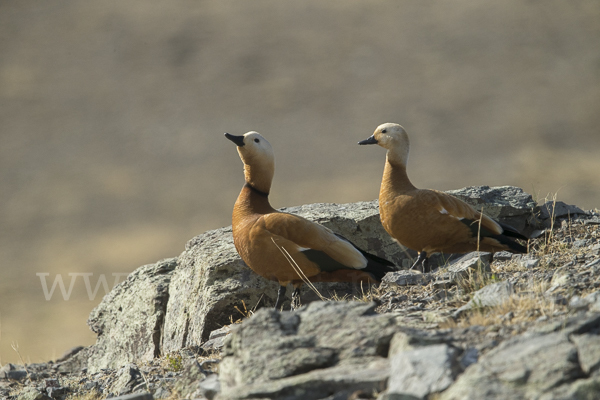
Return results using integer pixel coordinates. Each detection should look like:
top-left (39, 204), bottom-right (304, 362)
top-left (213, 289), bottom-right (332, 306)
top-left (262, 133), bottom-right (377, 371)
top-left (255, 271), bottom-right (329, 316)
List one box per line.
top-left (358, 123), bottom-right (527, 272)
top-left (226, 131), bottom-right (396, 310)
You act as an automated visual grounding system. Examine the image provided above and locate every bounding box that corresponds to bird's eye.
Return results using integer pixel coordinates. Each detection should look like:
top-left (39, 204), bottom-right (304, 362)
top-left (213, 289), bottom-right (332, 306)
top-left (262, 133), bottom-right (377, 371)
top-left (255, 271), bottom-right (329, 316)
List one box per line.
top-left (381, 129), bottom-right (387, 133)
top-left (254, 138), bottom-right (260, 143)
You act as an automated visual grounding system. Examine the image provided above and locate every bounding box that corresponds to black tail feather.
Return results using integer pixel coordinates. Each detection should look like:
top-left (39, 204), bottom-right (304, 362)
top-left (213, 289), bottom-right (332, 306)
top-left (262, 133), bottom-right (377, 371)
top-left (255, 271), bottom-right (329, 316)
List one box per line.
top-left (334, 233), bottom-right (398, 281)
top-left (489, 233), bottom-right (528, 253)
top-left (498, 222), bottom-right (529, 240)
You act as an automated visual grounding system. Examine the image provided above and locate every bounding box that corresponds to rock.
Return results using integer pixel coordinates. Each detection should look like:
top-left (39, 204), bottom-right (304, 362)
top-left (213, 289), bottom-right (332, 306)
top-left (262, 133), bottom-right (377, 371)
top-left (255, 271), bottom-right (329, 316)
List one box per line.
top-left (568, 295), bottom-right (590, 310)
top-left (16, 388), bottom-right (52, 400)
top-left (388, 331), bottom-right (447, 356)
top-left (55, 345), bottom-right (85, 362)
top-left (161, 201), bottom-right (406, 355)
top-left (571, 333), bottom-right (600, 375)
top-left (538, 200), bottom-right (587, 221)
top-left (459, 347), bottom-right (479, 369)
top-left (446, 186), bottom-right (536, 232)
top-left (172, 358), bottom-right (222, 399)
top-left (83, 190), bottom-right (543, 371)
top-left (221, 359), bottom-right (389, 400)
top-left (573, 239), bottom-right (590, 248)
top-left (110, 364), bottom-right (143, 396)
top-left (0, 363), bottom-right (28, 380)
top-left (219, 301), bottom-right (397, 399)
top-left (197, 374), bottom-right (221, 400)
top-left (201, 325), bottom-right (232, 353)
top-left (585, 217), bottom-right (600, 226)
top-left (585, 291), bottom-right (600, 312)
top-left (385, 344), bottom-right (461, 399)
top-left (439, 252), bottom-right (492, 286)
top-left (441, 331), bottom-right (582, 399)
top-left (539, 377), bottom-right (600, 400)
top-left (86, 258), bottom-right (176, 372)
top-left (109, 393), bottom-right (154, 400)
top-left (493, 251), bottom-right (513, 261)
top-left (382, 270), bottom-right (430, 287)
top-left (519, 257), bottom-right (540, 269)
top-left (453, 281), bottom-right (513, 318)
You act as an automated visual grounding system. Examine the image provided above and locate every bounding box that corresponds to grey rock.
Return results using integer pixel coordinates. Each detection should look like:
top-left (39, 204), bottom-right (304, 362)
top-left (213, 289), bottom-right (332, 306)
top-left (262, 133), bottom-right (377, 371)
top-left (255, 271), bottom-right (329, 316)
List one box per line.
top-left (519, 257), bottom-right (540, 269)
top-left (446, 186), bottom-right (536, 219)
top-left (84, 191), bottom-right (541, 371)
top-left (585, 291), bottom-right (600, 312)
top-left (152, 386), bottom-right (171, 399)
top-left (110, 364), bottom-right (143, 396)
top-left (492, 251), bottom-right (513, 261)
top-left (162, 201), bottom-right (405, 355)
top-left (585, 258), bottom-right (600, 270)
top-left (382, 270), bottom-right (430, 287)
top-left (201, 325), bottom-right (232, 353)
top-left (446, 186), bottom-right (536, 232)
top-left (197, 374), bottom-right (221, 400)
top-left (568, 295), bottom-right (590, 310)
top-left (55, 345), bottom-right (84, 362)
top-left (221, 359), bottom-right (389, 400)
top-left (459, 347), bottom-right (479, 369)
top-left (219, 301), bottom-right (397, 399)
top-left (539, 377), bottom-right (600, 400)
top-left (439, 252), bottom-right (492, 287)
top-left (388, 331), bottom-right (447, 357)
top-left (385, 344), bottom-right (461, 400)
top-left (172, 359), bottom-right (212, 399)
top-left (109, 392), bottom-right (154, 400)
top-left (0, 363), bottom-right (28, 380)
top-left (16, 388), bottom-right (52, 400)
top-left (538, 201), bottom-right (587, 220)
top-left (454, 281), bottom-right (513, 318)
top-left (86, 258), bottom-right (176, 372)
top-left (573, 239), bottom-right (590, 248)
top-left (571, 333), bottom-right (600, 375)
top-left (441, 332), bottom-right (582, 399)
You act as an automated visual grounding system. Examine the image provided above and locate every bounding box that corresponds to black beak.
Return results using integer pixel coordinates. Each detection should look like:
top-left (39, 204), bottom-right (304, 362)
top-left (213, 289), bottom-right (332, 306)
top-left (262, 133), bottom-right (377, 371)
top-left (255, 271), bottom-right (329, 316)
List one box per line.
top-left (225, 132), bottom-right (245, 147)
top-left (358, 135), bottom-right (378, 145)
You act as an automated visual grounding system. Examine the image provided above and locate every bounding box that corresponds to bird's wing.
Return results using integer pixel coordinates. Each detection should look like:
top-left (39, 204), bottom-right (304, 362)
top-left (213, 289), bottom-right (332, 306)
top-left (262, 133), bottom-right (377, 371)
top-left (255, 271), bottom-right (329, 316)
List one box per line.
top-left (430, 190), bottom-right (503, 235)
top-left (259, 212), bottom-right (367, 269)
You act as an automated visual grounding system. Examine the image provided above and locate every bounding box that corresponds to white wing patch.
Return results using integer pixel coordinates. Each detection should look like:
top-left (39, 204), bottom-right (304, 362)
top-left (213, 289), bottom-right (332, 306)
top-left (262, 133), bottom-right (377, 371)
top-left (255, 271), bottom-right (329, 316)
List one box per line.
top-left (439, 207), bottom-right (463, 220)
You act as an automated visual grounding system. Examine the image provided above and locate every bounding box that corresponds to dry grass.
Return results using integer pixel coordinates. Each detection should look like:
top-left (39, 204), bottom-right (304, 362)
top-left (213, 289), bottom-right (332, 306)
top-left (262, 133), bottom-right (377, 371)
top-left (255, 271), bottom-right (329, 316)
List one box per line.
top-left (443, 275), bottom-right (566, 329)
top-left (229, 300), bottom-right (258, 324)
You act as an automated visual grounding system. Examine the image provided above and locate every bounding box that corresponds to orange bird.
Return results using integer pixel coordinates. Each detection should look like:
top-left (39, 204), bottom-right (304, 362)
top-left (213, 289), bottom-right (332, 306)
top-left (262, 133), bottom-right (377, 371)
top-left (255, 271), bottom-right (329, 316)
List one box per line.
top-left (226, 131), bottom-right (396, 309)
top-left (359, 123), bottom-right (527, 272)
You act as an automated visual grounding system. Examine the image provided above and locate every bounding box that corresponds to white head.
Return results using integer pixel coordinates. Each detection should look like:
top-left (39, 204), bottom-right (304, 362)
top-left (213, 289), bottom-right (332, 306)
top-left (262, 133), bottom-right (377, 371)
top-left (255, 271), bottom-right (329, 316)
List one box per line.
top-left (358, 123), bottom-right (410, 166)
top-left (225, 131), bottom-right (275, 193)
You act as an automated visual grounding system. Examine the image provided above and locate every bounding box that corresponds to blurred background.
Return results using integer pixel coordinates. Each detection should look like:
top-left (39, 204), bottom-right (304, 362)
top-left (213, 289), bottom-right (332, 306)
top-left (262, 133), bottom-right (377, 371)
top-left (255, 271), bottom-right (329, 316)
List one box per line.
top-left (1, 1), bottom-right (599, 363)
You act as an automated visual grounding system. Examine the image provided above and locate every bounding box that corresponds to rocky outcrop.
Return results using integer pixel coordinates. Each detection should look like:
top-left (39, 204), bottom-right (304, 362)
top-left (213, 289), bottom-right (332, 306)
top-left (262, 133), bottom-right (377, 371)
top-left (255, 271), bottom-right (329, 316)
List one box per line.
top-left (160, 201), bottom-right (406, 357)
top-left (4, 186), bottom-right (600, 399)
top-left (216, 302), bottom-right (600, 400)
top-left (219, 301), bottom-right (396, 399)
top-left (83, 186), bottom-right (564, 371)
top-left (86, 258), bottom-right (176, 372)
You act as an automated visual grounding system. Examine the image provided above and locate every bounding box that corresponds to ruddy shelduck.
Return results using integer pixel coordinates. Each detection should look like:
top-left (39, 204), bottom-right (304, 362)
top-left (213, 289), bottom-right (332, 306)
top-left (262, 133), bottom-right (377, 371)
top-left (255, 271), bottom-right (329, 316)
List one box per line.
top-left (359, 123), bottom-right (527, 272)
top-left (226, 131), bottom-right (396, 309)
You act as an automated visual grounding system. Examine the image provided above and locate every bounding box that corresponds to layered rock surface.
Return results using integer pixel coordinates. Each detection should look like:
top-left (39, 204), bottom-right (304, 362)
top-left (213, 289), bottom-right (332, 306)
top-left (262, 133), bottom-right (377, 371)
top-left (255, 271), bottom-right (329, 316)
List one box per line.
top-left (4, 186), bottom-right (600, 400)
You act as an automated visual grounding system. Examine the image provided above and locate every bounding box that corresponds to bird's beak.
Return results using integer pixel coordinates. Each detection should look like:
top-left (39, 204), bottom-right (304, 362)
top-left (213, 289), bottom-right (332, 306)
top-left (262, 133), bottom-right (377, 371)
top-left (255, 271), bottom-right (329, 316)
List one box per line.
top-left (224, 132), bottom-right (245, 147)
top-left (358, 135), bottom-right (378, 145)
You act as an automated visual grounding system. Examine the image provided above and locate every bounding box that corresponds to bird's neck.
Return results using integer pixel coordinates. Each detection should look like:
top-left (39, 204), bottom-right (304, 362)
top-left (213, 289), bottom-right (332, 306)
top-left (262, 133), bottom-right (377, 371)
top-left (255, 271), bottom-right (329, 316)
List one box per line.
top-left (234, 183), bottom-right (275, 216)
top-left (243, 161), bottom-right (273, 196)
top-left (381, 154), bottom-right (416, 198)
